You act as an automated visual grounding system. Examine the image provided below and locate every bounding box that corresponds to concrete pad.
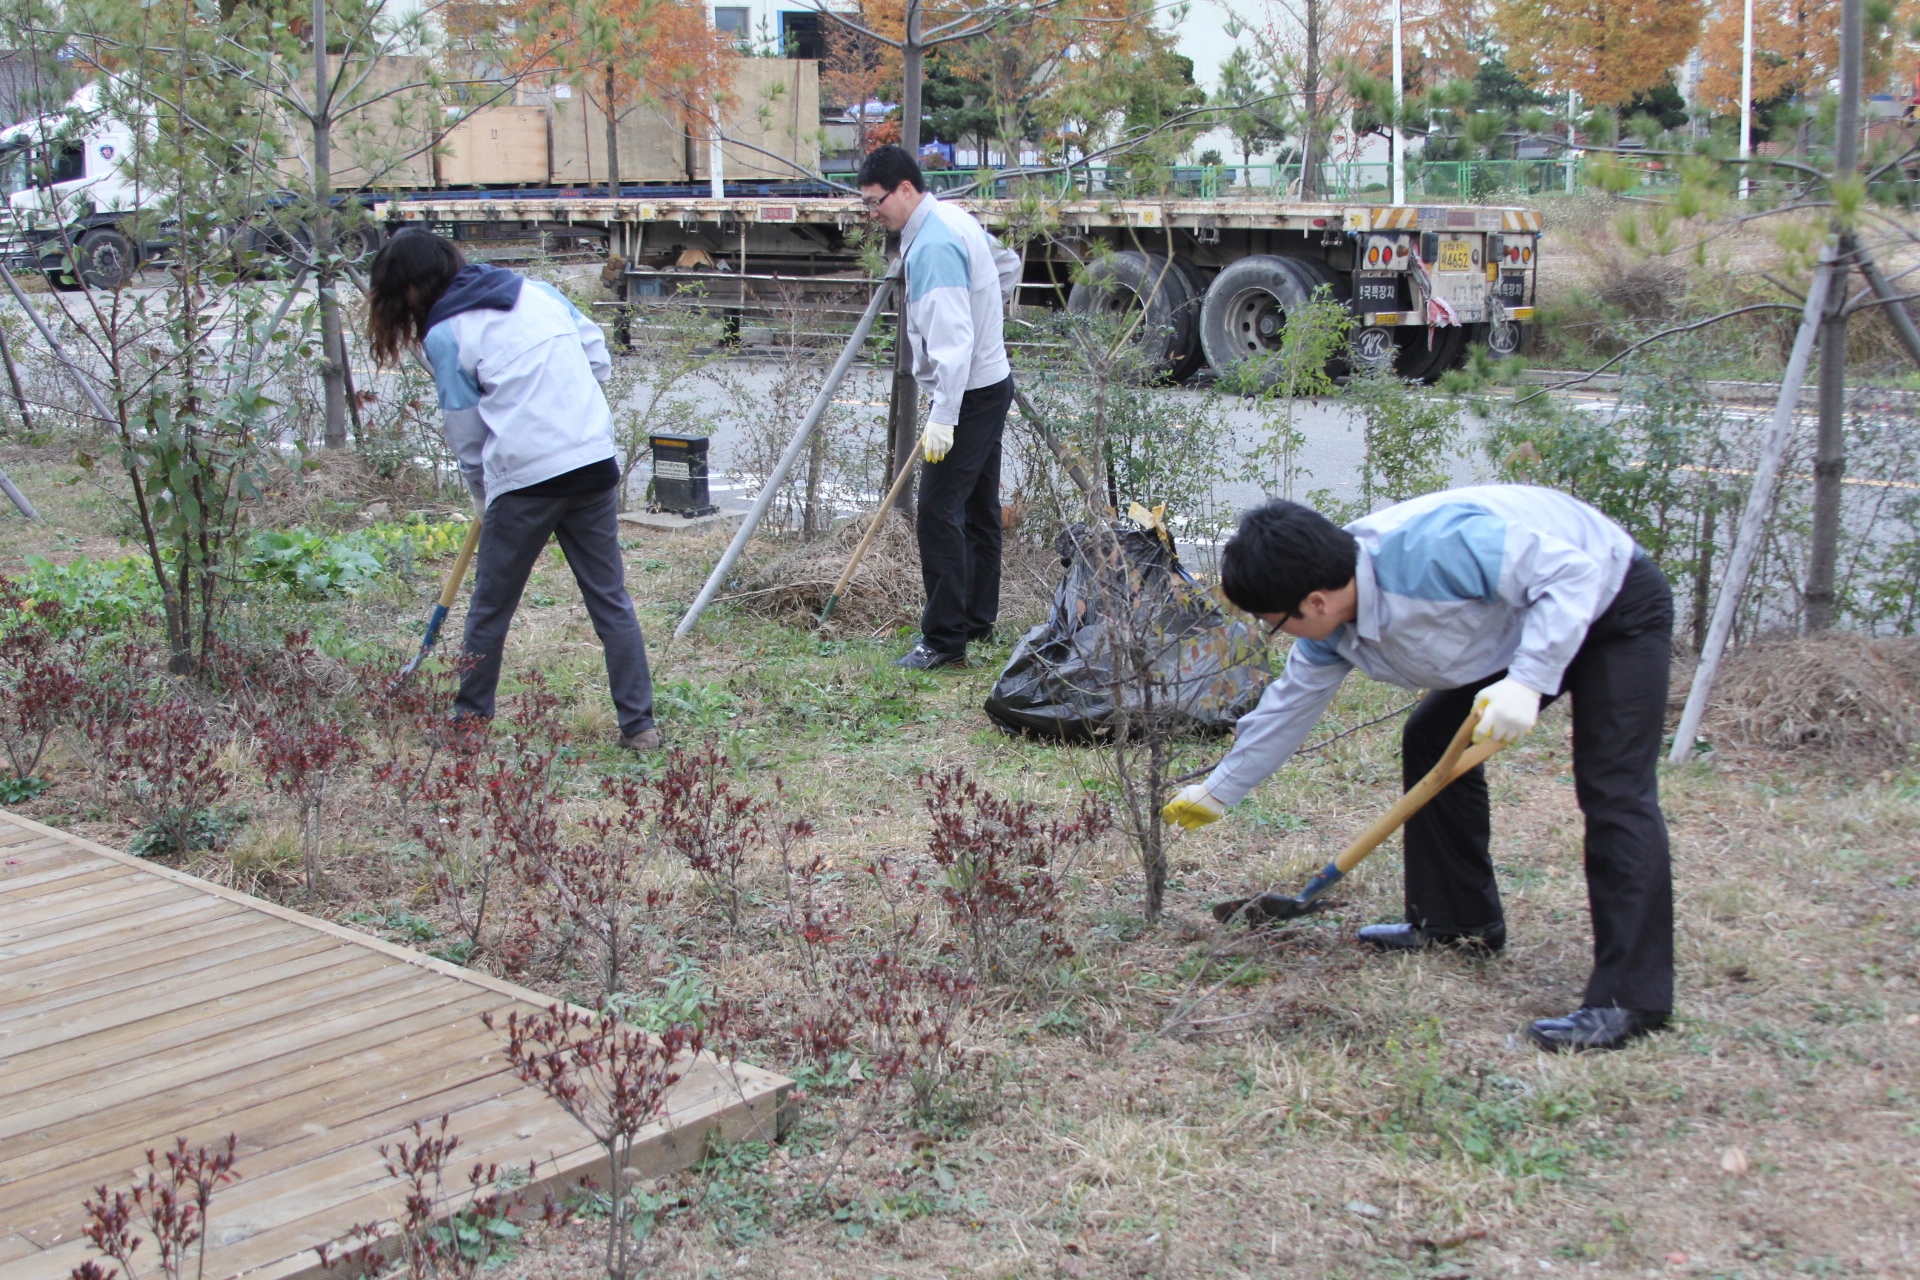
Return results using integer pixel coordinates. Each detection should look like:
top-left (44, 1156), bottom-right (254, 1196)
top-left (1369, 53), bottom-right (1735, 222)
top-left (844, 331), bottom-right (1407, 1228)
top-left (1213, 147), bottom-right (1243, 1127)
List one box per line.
top-left (617, 508), bottom-right (747, 534)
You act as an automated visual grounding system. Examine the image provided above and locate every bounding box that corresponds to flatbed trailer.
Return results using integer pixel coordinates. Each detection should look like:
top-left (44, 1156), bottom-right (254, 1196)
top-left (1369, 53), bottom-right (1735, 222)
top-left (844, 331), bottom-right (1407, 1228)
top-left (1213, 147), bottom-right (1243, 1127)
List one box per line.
top-left (386, 191), bottom-right (1544, 384)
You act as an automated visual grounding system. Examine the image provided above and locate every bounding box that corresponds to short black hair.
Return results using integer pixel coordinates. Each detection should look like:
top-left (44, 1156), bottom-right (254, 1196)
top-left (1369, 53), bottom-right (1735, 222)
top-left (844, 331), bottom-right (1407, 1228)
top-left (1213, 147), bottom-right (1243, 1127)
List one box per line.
top-left (1219, 500), bottom-right (1359, 616)
top-left (856, 144), bottom-right (926, 194)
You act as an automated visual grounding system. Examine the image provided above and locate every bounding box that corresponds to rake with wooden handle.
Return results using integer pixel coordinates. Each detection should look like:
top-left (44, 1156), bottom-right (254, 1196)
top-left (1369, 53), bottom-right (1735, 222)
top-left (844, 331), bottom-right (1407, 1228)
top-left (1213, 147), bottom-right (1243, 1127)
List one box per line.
top-left (1210, 707), bottom-right (1505, 925)
top-left (816, 432), bottom-right (926, 628)
top-left (392, 514), bottom-right (484, 690)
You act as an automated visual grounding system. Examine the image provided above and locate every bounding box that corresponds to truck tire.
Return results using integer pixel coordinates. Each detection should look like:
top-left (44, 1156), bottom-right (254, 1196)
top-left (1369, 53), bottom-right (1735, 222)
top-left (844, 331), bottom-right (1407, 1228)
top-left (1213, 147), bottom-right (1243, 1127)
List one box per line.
top-left (76, 228), bottom-right (138, 289)
top-left (1398, 323), bottom-right (1468, 383)
top-left (243, 217), bottom-right (312, 277)
top-left (1067, 250), bottom-right (1200, 382)
top-left (41, 252), bottom-right (83, 292)
top-left (1199, 254), bottom-right (1336, 391)
top-left (334, 220), bottom-right (384, 266)
top-left (1165, 255), bottom-right (1209, 383)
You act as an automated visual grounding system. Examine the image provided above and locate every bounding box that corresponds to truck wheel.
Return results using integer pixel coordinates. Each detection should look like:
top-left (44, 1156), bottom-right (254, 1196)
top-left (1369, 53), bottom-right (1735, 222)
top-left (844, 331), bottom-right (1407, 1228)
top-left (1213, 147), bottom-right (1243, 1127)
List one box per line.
top-left (333, 221), bottom-right (384, 266)
top-left (76, 228), bottom-right (138, 289)
top-left (41, 254), bottom-right (84, 292)
top-left (1067, 250), bottom-right (1198, 382)
top-left (1198, 255), bottom-right (1331, 391)
top-left (1398, 323), bottom-right (1468, 383)
top-left (243, 217), bottom-right (312, 277)
top-left (1165, 256), bottom-right (1209, 383)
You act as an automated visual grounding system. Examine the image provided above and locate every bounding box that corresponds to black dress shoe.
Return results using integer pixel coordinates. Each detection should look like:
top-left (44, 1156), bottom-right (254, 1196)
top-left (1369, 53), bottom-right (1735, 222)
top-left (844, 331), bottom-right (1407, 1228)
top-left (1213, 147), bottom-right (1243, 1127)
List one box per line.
top-left (1357, 921), bottom-right (1507, 954)
top-left (893, 643), bottom-right (966, 670)
top-left (1526, 1006), bottom-right (1668, 1053)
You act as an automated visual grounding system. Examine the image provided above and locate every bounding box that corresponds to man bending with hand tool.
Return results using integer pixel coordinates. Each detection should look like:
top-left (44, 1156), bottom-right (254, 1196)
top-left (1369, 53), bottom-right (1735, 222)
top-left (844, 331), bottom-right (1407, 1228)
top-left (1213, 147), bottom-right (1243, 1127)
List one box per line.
top-left (1164, 485), bottom-right (1675, 1053)
top-left (858, 145), bottom-right (1023, 670)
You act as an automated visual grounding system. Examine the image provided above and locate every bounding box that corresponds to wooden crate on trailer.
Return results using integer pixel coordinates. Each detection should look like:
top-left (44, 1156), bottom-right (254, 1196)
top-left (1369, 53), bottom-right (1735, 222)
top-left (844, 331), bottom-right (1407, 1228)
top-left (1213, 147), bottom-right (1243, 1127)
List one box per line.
top-left (437, 105), bottom-right (549, 186)
top-left (693, 58), bottom-right (821, 184)
top-left (269, 55), bottom-right (437, 189)
top-left (547, 92), bottom-right (696, 187)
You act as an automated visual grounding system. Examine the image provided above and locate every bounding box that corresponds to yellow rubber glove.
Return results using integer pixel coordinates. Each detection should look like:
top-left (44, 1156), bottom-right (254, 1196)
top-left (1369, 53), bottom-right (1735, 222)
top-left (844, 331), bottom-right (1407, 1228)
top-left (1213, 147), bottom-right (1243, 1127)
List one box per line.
top-left (1162, 783), bottom-right (1227, 831)
top-left (1472, 676), bottom-right (1542, 744)
top-left (923, 419), bottom-right (955, 463)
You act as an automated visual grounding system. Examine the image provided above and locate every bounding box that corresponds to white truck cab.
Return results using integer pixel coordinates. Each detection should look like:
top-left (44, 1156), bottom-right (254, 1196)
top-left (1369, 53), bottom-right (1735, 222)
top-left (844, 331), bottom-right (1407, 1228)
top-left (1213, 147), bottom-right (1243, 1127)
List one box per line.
top-left (1, 82), bottom-right (147, 288)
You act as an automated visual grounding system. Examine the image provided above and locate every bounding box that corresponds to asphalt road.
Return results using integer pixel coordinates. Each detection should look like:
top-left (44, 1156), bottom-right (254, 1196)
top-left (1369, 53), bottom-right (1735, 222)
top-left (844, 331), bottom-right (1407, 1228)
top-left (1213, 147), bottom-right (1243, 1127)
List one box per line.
top-left (652, 355), bottom-right (1491, 537)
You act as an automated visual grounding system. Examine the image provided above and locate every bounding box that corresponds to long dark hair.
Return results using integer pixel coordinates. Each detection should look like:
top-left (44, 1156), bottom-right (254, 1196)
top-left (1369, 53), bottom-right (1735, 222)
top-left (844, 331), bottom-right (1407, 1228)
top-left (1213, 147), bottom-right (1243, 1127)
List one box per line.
top-left (367, 231), bottom-right (466, 367)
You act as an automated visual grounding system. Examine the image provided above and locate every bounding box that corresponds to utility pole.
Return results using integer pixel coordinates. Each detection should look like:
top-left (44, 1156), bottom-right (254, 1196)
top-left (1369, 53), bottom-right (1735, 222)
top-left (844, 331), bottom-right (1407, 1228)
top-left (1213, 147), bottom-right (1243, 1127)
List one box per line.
top-left (1390, 0), bottom-right (1404, 205)
top-left (1739, 0), bottom-right (1754, 199)
top-left (1805, 0), bottom-right (1862, 631)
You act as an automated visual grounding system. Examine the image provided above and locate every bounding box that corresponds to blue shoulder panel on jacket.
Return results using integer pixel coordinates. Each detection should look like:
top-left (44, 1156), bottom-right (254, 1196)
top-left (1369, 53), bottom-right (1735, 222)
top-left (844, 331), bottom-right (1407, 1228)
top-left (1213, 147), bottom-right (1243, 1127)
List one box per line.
top-left (1370, 504), bottom-right (1507, 602)
top-left (526, 278), bottom-right (584, 320)
top-left (424, 325), bottom-right (481, 412)
top-left (1294, 629), bottom-right (1349, 666)
top-left (906, 218), bottom-right (970, 300)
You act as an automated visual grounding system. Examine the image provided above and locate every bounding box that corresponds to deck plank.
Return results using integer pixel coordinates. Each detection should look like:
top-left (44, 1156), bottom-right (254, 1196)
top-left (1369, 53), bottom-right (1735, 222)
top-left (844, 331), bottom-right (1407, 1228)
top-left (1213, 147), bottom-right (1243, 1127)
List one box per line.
top-left (0, 809), bottom-right (794, 1280)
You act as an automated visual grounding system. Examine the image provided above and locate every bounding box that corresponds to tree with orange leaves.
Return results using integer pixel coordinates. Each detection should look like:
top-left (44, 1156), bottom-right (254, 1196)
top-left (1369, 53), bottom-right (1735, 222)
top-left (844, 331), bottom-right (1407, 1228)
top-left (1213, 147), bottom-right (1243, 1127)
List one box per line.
top-left (1491, 0), bottom-right (1703, 107)
top-left (1694, 0), bottom-right (1904, 117)
top-left (821, 0), bottom-right (903, 154)
top-left (1336, 0), bottom-right (1489, 92)
top-left (511, 0), bottom-right (732, 194)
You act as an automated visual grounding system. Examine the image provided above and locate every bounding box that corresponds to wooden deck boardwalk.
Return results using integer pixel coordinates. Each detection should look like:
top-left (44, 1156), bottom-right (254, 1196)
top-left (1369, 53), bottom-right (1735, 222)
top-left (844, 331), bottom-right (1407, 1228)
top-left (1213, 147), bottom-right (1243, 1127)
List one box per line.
top-left (0, 809), bottom-right (793, 1280)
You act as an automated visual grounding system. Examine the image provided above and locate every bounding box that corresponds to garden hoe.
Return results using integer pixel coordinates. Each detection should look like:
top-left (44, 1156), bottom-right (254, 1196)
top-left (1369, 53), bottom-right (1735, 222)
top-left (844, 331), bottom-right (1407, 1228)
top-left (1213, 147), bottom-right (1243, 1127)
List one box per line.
top-left (1211, 707), bottom-right (1504, 927)
top-left (392, 514), bottom-right (484, 690)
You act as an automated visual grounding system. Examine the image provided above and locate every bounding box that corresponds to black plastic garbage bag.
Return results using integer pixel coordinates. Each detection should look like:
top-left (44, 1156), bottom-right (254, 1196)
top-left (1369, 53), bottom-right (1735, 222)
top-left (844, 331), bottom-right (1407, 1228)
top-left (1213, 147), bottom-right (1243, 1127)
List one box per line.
top-left (984, 523), bottom-right (1270, 742)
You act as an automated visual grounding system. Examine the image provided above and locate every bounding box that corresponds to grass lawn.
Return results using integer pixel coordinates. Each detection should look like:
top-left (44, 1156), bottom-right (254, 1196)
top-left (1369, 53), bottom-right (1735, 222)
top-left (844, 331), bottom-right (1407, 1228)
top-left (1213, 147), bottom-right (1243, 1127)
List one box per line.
top-left (2, 437), bottom-right (1915, 1280)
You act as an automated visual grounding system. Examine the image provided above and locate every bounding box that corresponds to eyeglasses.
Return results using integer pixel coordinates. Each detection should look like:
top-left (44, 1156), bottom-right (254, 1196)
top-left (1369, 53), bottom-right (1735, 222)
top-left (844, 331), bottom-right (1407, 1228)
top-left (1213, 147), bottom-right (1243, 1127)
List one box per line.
top-left (1261, 611), bottom-right (1298, 637)
top-left (860, 187), bottom-right (894, 212)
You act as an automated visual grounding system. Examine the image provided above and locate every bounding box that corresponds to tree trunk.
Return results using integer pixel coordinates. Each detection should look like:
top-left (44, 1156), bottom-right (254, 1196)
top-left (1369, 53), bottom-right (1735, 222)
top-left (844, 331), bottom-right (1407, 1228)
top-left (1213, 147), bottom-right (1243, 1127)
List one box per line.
top-left (1806, 254), bottom-right (1849, 631)
top-left (1692, 475), bottom-right (1716, 652)
top-left (313, 0), bottom-right (348, 451)
top-left (0, 319), bottom-right (32, 434)
top-left (1805, 0), bottom-right (1862, 632)
top-left (900, 0), bottom-right (922, 155)
top-left (604, 66), bottom-right (621, 199)
top-left (887, 0), bottom-right (923, 512)
top-left (1300, 0), bottom-right (1320, 198)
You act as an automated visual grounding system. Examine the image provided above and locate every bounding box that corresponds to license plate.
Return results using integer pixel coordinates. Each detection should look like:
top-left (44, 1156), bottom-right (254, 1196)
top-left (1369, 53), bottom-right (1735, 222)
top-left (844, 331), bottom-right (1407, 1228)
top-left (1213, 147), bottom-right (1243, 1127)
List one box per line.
top-left (1495, 273), bottom-right (1526, 303)
top-left (1438, 239), bottom-right (1473, 271)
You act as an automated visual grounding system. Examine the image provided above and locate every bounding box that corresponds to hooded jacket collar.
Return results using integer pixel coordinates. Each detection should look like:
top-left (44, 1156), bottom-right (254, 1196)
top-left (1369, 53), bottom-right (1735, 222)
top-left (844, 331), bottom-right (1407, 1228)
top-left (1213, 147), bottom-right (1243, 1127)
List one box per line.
top-left (426, 263), bottom-right (523, 331)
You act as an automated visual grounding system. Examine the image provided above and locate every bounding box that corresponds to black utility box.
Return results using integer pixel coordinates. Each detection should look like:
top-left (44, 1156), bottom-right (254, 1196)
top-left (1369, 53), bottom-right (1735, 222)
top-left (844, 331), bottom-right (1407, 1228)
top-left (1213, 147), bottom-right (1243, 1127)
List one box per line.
top-left (648, 434), bottom-right (717, 517)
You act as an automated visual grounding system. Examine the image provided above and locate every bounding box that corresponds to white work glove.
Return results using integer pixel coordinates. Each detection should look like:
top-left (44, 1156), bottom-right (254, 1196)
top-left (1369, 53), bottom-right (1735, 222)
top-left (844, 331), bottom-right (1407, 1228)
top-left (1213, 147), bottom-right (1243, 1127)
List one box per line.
top-left (923, 419), bottom-right (956, 463)
top-left (1162, 784), bottom-right (1228, 831)
top-left (1472, 676), bottom-right (1542, 744)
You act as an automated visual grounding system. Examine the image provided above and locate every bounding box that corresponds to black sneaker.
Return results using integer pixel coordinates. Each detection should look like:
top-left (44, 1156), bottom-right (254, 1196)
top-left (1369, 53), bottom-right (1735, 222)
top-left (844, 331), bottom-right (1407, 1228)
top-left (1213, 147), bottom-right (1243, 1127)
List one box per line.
top-left (1526, 1006), bottom-right (1668, 1053)
top-left (1357, 921), bottom-right (1507, 955)
top-left (894, 643), bottom-right (966, 670)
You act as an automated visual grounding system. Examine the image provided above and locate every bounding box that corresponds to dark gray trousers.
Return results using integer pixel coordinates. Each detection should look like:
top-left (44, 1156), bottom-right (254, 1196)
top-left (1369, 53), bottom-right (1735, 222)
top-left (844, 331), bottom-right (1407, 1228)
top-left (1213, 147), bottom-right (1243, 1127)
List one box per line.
top-left (1400, 554), bottom-right (1675, 1013)
top-left (456, 484), bottom-right (654, 737)
top-left (916, 376), bottom-right (1013, 656)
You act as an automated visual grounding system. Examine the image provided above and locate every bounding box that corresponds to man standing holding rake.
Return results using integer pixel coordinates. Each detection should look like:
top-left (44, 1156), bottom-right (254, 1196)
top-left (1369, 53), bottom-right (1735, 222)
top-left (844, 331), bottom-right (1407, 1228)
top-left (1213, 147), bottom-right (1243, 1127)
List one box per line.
top-left (857, 145), bottom-right (1023, 670)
